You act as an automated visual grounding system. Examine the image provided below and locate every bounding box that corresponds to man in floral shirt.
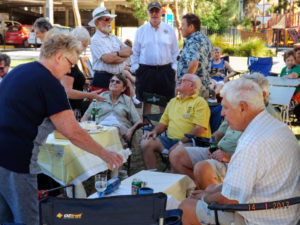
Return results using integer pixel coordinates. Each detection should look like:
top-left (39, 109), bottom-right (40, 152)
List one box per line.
top-left (177, 14), bottom-right (213, 98)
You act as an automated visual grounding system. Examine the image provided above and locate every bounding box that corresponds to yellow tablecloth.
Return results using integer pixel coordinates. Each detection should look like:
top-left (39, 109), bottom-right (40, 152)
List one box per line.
top-left (38, 126), bottom-right (126, 185)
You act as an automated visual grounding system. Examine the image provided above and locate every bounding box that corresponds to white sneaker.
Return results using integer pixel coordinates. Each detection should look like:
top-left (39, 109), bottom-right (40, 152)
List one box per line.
top-left (132, 95), bottom-right (141, 105)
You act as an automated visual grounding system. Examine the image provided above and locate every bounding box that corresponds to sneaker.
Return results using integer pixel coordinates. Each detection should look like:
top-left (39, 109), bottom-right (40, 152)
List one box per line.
top-left (132, 95), bottom-right (141, 105)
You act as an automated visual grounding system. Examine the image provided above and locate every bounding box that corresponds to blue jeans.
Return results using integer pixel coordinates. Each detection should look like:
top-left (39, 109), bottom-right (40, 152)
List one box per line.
top-left (0, 166), bottom-right (39, 225)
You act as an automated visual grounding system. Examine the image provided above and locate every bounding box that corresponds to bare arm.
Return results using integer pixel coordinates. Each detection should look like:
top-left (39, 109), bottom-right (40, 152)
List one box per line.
top-left (283, 72), bottom-right (299, 79)
top-left (125, 119), bottom-right (143, 142)
top-left (101, 53), bottom-right (127, 64)
top-left (181, 125), bottom-right (207, 143)
top-left (142, 123), bottom-right (168, 139)
top-left (119, 46), bottom-right (132, 57)
top-left (212, 130), bottom-right (225, 143)
top-left (186, 60), bottom-right (199, 74)
top-left (61, 76), bottom-right (105, 101)
top-left (50, 110), bottom-right (123, 168)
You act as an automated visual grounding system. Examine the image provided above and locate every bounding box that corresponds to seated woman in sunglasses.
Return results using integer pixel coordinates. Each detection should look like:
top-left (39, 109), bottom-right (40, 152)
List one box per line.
top-left (81, 74), bottom-right (142, 145)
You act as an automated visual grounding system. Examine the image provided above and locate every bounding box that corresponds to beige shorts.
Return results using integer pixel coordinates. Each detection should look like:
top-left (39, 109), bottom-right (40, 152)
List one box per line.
top-left (185, 147), bottom-right (228, 182)
top-left (196, 199), bottom-right (246, 225)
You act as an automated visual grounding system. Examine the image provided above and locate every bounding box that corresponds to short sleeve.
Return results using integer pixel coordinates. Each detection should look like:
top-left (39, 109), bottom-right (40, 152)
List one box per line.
top-left (159, 101), bottom-right (171, 125)
top-left (192, 99), bottom-right (210, 129)
top-left (218, 120), bottom-right (229, 134)
top-left (39, 76), bottom-right (70, 117)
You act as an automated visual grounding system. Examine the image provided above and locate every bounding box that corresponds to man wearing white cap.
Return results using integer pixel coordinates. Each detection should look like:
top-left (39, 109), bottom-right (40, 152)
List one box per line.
top-left (131, 1), bottom-right (179, 116)
top-left (89, 7), bottom-right (132, 91)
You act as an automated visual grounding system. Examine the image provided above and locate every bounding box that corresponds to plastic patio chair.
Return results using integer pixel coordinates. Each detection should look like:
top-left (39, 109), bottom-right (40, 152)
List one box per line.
top-left (248, 56), bottom-right (275, 77)
top-left (208, 196), bottom-right (300, 225)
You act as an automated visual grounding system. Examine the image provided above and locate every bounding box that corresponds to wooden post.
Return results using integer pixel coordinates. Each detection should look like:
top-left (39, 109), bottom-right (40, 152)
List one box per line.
top-left (72, 0), bottom-right (81, 27)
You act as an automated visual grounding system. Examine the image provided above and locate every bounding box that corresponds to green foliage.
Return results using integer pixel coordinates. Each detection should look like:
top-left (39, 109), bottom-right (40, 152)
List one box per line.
top-left (126, 0), bottom-right (152, 21)
top-left (195, 0), bottom-right (239, 33)
top-left (209, 35), bottom-right (274, 57)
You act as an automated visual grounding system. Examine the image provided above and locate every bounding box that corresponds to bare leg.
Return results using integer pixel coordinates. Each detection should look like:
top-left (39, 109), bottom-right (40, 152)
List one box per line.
top-left (194, 161), bottom-right (220, 190)
top-left (143, 103), bottom-right (152, 116)
top-left (179, 198), bottom-right (202, 225)
top-left (140, 137), bottom-right (164, 169)
top-left (169, 146), bottom-right (195, 180)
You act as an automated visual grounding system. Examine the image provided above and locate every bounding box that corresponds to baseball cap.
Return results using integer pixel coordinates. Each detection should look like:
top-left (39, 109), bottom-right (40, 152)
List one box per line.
top-left (148, 1), bottom-right (162, 11)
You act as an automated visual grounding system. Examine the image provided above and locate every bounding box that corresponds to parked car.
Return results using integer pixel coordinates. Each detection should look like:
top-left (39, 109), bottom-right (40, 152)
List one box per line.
top-left (5, 25), bottom-right (32, 47)
top-left (28, 24), bottom-right (72, 47)
top-left (0, 20), bottom-right (21, 44)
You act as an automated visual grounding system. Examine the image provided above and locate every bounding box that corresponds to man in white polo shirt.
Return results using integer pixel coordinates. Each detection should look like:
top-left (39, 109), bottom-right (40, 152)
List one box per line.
top-left (89, 7), bottom-right (132, 91)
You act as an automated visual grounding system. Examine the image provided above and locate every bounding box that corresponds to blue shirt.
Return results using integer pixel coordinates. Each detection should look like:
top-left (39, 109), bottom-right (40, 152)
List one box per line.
top-left (0, 61), bottom-right (70, 173)
top-left (177, 31), bottom-right (213, 88)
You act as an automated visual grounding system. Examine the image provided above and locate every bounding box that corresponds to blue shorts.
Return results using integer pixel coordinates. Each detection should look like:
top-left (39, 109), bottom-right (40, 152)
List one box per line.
top-left (158, 136), bottom-right (179, 150)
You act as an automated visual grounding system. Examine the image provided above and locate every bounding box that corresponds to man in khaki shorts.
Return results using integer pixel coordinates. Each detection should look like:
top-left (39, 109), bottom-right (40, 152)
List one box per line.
top-left (170, 119), bottom-right (241, 189)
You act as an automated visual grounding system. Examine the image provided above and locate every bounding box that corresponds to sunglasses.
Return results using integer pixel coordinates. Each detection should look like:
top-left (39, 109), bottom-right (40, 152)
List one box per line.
top-left (99, 17), bottom-right (112, 22)
top-left (110, 79), bottom-right (121, 84)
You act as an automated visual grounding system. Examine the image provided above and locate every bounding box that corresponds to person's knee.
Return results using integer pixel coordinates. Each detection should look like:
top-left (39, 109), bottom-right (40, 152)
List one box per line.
top-left (169, 147), bottom-right (184, 166)
top-left (194, 161), bottom-right (212, 177)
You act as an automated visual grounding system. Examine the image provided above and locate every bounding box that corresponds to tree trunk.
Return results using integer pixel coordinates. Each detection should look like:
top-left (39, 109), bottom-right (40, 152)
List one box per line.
top-left (170, 0), bottom-right (182, 41)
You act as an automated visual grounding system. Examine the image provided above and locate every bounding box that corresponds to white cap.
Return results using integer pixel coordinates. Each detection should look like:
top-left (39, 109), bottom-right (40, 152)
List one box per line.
top-left (88, 7), bottom-right (116, 27)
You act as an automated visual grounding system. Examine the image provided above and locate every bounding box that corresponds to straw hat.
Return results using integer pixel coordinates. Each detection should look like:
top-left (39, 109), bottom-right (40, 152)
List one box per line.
top-left (88, 7), bottom-right (116, 27)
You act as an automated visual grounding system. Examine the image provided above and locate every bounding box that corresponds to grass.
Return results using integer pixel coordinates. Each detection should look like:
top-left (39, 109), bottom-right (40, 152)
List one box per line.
top-left (10, 58), bottom-right (37, 68)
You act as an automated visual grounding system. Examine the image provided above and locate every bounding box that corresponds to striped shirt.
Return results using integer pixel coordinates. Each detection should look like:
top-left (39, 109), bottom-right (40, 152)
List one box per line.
top-left (90, 30), bottom-right (126, 74)
top-left (222, 110), bottom-right (300, 225)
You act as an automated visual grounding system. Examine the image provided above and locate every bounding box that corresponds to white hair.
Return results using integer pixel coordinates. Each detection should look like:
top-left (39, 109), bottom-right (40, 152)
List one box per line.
top-left (184, 73), bottom-right (202, 93)
top-left (71, 27), bottom-right (90, 42)
top-left (221, 78), bottom-right (265, 110)
top-left (242, 72), bottom-right (269, 93)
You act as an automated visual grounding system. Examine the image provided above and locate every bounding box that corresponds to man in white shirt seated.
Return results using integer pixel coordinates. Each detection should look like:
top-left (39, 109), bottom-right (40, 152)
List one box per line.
top-left (131, 1), bottom-right (179, 116)
top-left (0, 53), bottom-right (10, 83)
top-left (179, 78), bottom-right (300, 225)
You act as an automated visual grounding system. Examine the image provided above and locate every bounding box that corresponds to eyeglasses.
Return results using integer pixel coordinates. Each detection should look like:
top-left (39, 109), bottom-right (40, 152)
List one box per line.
top-left (65, 57), bottom-right (75, 68)
top-left (99, 17), bottom-right (112, 22)
top-left (177, 78), bottom-right (193, 84)
top-left (110, 79), bottom-right (121, 84)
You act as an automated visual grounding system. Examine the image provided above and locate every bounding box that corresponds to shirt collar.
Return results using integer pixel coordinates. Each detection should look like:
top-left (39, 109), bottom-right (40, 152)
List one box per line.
top-left (186, 31), bottom-right (200, 41)
top-left (176, 93), bottom-right (198, 101)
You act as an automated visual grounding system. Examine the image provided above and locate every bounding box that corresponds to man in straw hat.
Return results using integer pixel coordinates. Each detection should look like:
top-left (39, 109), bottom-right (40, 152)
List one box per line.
top-left (89, 7), bottom-right (132, 92)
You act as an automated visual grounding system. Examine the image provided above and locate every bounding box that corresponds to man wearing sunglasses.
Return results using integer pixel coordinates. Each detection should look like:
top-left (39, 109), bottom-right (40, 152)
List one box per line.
top-left (131, 1), bottom-right (179, 116)
top-left (0, 53), bottom-right (10, 83)
top-left (88, 7), bottom-right (132, 92)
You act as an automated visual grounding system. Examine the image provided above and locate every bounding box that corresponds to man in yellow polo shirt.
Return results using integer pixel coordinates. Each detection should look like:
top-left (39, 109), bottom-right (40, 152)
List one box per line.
top-left (140, 73), bottom-right (211, 169)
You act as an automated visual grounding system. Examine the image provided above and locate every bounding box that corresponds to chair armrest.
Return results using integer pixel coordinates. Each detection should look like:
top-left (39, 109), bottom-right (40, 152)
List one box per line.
top-left (39, 184), bottom-right (75, 200)
top-left (208, 196), bottom-right (300, 212)
top-left (184, 134), bottom-right (210, 147)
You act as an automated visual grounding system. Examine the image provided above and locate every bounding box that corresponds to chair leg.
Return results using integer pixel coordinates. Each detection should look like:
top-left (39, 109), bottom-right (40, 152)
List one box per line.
top-left (214, 210), bottom-right (220, 225)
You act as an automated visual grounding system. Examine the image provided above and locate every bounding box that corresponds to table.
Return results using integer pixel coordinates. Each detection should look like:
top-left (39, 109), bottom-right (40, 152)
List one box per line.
top-left (38, 126), bottom-right (129, 186)
top-left (269, 86), bottom-right (296, 123)
top-left (267, 76), bottom-right (300, 87)
top-left (90, 170), bottom-right (195, 204)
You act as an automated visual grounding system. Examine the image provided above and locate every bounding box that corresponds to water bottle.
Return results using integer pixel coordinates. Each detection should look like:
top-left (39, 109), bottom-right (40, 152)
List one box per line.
top-left (90, 99), bottom-right (98, 121)
top-left (209, 136), bottom-right (218, 153)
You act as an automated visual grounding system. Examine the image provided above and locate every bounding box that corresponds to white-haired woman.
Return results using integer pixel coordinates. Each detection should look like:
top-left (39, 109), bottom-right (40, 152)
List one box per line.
top-left (61, 26), bottom-right (104, 119)
top-left (0, 30), bottom-right (122, 225)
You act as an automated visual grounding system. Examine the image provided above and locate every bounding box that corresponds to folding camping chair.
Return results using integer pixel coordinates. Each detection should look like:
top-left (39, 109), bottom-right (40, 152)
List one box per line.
top-left (39, 192), bottom-right (168, 225)
top-left (248, 56), bottom-right (277, 77)
top-left (208, 196), bottom-right (300, 225)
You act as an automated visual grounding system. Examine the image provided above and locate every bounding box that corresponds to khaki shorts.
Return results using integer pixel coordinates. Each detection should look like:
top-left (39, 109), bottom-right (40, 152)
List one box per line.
top-left (196, 199), bottom-right (246, 225)
top-left (185, 147), bottom-right (228, 182)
